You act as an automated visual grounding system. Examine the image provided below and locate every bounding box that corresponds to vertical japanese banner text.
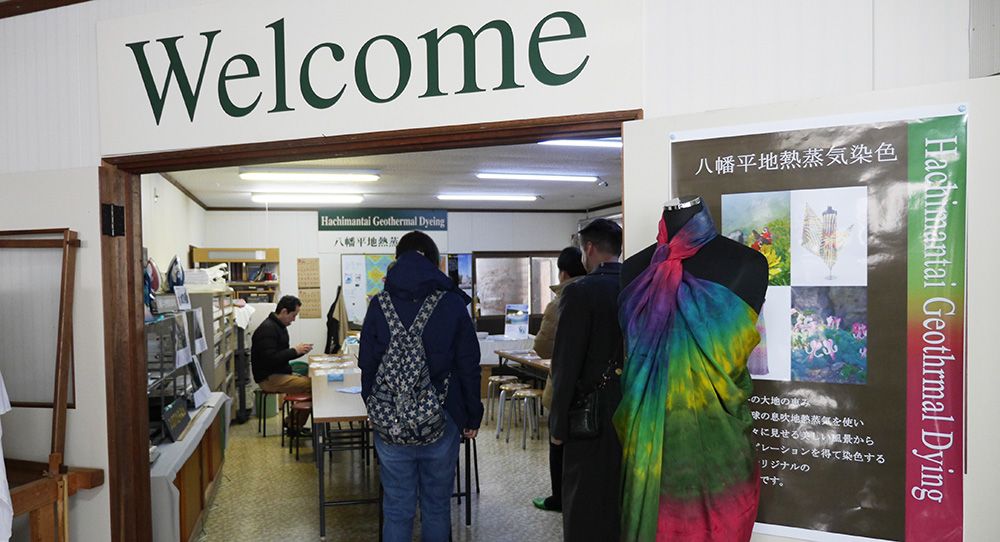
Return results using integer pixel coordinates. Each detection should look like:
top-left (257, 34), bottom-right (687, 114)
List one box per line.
top-left (906, 114), bottom-right (966, 542)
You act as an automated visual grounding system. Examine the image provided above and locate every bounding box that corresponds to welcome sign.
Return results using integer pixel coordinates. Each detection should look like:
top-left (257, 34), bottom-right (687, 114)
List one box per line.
top-left (96, 0), bottom-right (642, 156)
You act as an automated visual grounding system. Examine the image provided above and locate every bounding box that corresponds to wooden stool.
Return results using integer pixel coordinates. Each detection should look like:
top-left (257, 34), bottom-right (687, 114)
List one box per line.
top-left (289, 401), bottom-right (313, 461)
top-left (495, 382), bottom-right (531, 440)
top-left (511, 388), bottom-right (543, 449)
top-left (486, 375), bottom-right (519, 423)
top-left (281, 392), bottom-right (312, 448)
top-left (256, 390), bottom-right (279, 437)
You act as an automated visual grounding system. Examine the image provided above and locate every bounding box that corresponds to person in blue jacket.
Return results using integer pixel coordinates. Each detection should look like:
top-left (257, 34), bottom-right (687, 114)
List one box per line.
top-left (359, 231), bottom-right (483, 542)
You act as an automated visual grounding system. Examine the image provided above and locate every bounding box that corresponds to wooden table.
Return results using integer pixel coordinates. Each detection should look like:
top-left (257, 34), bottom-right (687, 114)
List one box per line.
top-left (496, 350), bottom-right (551, 385)
top-left (309, 356), bottom-right (376, 540)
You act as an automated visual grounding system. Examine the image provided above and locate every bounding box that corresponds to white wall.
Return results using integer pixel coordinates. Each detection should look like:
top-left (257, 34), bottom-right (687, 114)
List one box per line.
top-left (140, 174), bottom-right (206, 269)
top-left (641, 0), bottom-right (973, 119)
top-left (623, 76), bottom-right (1000, 542)
top-left (0, 169), bottom-right (110, 542)
top-left (202, 210), bottom-right (582, 347)
top-left (970, 0), bottom-right (1000, 77)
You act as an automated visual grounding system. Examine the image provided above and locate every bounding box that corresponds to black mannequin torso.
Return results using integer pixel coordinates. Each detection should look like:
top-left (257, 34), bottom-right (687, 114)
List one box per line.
top-left (621, 201), bottom-right (769, 314)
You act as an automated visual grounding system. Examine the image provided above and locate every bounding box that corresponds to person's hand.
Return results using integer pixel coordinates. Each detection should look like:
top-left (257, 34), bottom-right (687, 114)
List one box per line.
top-left (295, 343), bottom-right (313, 355)
top-left (463, 429), bottom-right (478, 439)
top-left (550, 437), bottom-right (563, 445)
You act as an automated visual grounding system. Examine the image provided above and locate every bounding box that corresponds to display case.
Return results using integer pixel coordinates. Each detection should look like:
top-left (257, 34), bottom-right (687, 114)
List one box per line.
top-left (145, 311), bottom-right (195, 444)
top-left (191, 247), bottom-right (280, 302)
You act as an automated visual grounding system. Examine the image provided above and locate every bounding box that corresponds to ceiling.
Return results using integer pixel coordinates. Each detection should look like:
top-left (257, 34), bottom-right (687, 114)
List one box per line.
top-left (165, 140), bottom-right (622, 212)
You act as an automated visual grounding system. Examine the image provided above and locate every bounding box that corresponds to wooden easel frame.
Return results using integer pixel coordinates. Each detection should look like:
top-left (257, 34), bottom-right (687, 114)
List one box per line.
top-left (3, 228), bottom-right (104, 541)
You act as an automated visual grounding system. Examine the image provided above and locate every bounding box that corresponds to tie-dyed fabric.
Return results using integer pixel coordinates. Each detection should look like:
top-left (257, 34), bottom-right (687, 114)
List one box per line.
top-left (614, 208), bottom-right (761, 541)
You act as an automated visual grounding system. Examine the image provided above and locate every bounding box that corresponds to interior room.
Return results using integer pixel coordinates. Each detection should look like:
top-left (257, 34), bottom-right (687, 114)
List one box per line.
top-left (3, 2), bottom-right (999, 542)
top-left (137, 137), bottom-right (623, 541)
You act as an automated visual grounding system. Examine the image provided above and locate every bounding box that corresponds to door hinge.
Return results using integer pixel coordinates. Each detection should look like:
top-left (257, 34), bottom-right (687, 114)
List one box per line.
top-left (101, 203), bottom-right (125, 237)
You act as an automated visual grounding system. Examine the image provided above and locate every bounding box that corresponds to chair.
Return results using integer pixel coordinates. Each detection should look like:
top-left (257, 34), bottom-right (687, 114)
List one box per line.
top-left (256, 390), bottom-right (279, 437)
top-left (510, 388), bottom-right (543, 449)
top-left (281, 392), bottom-right (312, 448)
top-left (495, 382), bottom-right (531, 439)
top-left (485, 375), bottom-right (519, 423)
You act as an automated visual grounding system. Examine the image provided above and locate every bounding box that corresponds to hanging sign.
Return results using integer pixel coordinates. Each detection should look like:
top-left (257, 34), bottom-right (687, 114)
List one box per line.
top-left (96, 0), bottom-right (642, 156)
top-left (671, 108), bottom-right (966, 542)
top-left (319, 209), bottom-right (448, 254)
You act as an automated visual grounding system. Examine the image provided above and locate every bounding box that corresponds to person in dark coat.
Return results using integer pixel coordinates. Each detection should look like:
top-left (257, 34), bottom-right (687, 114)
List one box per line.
top-left (548, 219), bottom-right (624, 542)
top-left (359, 232), bottom-right (483, 542)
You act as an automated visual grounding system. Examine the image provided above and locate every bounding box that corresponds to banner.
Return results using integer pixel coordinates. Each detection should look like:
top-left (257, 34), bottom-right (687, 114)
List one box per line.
top-left (671, 110), bottom-right (966, 542)
top-left (318, 208), bottom-right (448, 254)
top-left (905, 116), bottom-right (966, 542)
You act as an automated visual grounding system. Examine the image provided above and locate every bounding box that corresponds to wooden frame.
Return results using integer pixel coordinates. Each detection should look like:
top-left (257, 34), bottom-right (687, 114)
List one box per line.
top-left (3, 229), bottom-right (105, 541)
top-left (100, 109), bottom-right (639, 542)
top-left (0, 0), bottom-right (90, 19)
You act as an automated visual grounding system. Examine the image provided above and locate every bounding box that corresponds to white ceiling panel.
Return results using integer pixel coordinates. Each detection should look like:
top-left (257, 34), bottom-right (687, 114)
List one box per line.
top-left (166, 140), bottom-right (623, 211)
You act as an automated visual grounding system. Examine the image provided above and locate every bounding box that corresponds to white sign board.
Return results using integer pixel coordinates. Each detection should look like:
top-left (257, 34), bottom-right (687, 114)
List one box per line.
top-left (97, 0), bottom-right (643, 156)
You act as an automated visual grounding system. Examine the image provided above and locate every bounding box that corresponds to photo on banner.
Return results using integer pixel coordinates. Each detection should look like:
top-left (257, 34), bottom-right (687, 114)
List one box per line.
top-left (673, 110), bottom-right (966, 542)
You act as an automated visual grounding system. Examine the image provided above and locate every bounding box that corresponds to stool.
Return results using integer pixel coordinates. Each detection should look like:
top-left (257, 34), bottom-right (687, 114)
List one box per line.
top-left (486, 375), bottom-right (519, 423)
top-left (495, 382), bottom-right (531, 439)
top-left (511, 388), bottom-right (543, 449)
top-left (289, 401), bottom-right (313, 461)
top-left (256, 390), bottom-right (279, 437)
top-left (281, 392), bottom-right (312, 448)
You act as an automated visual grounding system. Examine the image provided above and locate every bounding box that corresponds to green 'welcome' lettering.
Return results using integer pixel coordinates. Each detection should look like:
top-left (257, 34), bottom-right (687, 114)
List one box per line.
top-left (419, 20), bottom-right (523, 97)
top-left (125, 31), bottom-right (221, 125)
top-left (125, 11), bottom-right (591, 124)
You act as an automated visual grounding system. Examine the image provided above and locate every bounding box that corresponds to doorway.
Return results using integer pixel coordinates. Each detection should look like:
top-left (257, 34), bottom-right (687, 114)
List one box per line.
top-left (101, 109), bottom-right (639, 541)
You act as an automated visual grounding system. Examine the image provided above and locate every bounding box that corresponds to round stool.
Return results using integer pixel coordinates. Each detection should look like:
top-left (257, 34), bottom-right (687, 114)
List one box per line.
top-left (486, 375), bottom-right (519, 423)
top-left (289, 401), bottom-right (313, 461)
top-left (510, 388), bottom-right (544, 449)
top-left (281, 392), bottom-right (312, 448)
top-left (256, 390), bottom-right (279, 437)
top-left (495, 382), bottom-right (531, 439)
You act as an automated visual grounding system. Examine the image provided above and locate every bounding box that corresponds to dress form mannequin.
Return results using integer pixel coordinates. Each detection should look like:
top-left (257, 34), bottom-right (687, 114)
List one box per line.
top-left (621, 196), bottom-right (769, 313)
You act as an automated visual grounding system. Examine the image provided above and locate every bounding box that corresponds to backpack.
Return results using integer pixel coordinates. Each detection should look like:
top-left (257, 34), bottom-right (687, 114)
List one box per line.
top-left (366, 290), bottom-right (448, 445)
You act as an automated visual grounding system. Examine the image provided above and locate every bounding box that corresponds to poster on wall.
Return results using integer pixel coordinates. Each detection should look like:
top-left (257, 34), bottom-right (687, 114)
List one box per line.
top-left (672, 109), bottom-right (966, 542)
top-left (318, 209), bottom-right (449, 254)
top-left (341, 254), bottom-right (395, 327)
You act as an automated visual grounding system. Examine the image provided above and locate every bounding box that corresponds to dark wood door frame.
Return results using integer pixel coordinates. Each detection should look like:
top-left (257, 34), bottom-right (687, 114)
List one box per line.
top-left (99, 108), bottom-right (641, 542)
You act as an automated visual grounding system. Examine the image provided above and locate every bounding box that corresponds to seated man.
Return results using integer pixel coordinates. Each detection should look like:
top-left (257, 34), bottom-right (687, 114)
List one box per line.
top-left (251, 295), bottom-right (313, 432)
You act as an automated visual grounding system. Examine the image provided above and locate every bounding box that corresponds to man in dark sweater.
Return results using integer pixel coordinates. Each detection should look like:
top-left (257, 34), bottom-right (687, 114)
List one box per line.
top-left (252, 295), bottom-right (313, 427)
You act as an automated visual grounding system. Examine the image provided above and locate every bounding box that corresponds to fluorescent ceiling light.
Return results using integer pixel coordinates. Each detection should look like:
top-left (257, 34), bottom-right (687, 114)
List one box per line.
top-left (476, 172), bottom-right (598, 183)
top-left (251, 193), bottom-right (365, 204)
top-left (240, 167), bottom-right (380, 182)
top-left (538, 138), bottom-right (623, 149)
top-left (437, 194), bottom-right (537, 202)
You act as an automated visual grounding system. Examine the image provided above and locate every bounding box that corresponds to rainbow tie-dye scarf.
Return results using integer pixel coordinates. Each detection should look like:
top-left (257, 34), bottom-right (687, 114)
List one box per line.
top-left (615, 208), bottom-right (761, 541)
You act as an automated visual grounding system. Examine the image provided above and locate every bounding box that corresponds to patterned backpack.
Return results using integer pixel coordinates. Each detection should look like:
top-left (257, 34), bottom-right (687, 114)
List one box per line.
top-left (366, 290), bottom-right (448, 445)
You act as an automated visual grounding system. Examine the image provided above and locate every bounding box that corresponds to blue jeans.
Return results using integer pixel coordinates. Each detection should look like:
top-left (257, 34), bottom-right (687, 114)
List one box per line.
top-left (375, 415), bottom-right (460, 542)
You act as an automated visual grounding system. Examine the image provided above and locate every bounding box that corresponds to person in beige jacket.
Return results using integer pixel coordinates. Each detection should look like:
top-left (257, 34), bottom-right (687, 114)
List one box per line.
top-left (532, 246), bottom-right (587, 512)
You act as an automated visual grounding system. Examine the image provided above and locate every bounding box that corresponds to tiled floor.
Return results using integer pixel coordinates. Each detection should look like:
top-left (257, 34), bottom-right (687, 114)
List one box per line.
top-left (197, 408), bottom-right (563, 541)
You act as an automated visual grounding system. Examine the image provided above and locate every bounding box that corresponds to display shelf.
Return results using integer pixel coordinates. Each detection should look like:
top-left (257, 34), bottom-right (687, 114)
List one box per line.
top-left (190, 290), bottom-right (237, 396)
top-left (192, 247), bottom-right (280, 303)
top-left (145, 311), bottom-right (195, 444)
